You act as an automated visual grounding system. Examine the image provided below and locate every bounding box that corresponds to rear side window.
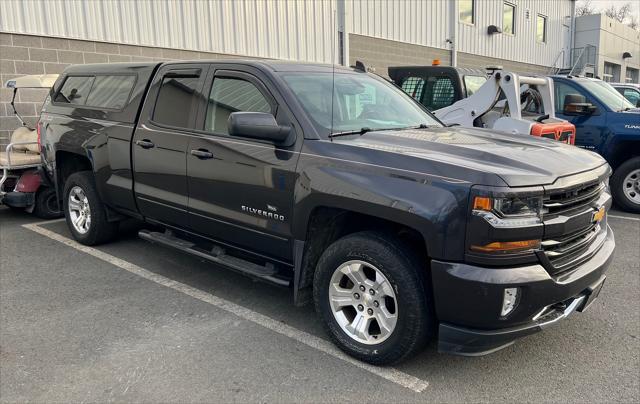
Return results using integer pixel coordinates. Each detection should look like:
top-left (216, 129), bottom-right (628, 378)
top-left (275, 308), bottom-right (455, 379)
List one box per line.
top-left (54, 76), bottom-right (95, 105)
top-left (205, 77), bottom-right (272, 135)
top-left (54, 75), bottom-right (135, 110)
top-left (153, 73), bottom-right (201, 128)
top-left (400, 77), bottom-right (425, 101)
top-left (85, 75), bottom-right (136, 109)
top-left (423, 77), bottom-right (455, 111)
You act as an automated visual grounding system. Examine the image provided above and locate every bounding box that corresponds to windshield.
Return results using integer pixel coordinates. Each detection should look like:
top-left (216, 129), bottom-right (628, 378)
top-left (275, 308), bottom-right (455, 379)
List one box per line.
top-left (281, 72), bottom-right (441, 137)
top-left (581, 80), bottom-right (634, 111)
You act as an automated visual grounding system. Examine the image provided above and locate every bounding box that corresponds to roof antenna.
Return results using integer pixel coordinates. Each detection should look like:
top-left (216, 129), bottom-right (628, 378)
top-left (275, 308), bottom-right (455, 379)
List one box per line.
top-left (330, 8), bottom-right (337, 142)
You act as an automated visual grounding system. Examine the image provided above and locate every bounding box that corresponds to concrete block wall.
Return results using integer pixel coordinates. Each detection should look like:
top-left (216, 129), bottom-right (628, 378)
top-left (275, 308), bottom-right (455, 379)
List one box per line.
top-left (0, 32), bottom-right (246, 150)
top-left (349, 34), bottom-right (550, 78)
top-left (349, 34), bottom-right (451, 78)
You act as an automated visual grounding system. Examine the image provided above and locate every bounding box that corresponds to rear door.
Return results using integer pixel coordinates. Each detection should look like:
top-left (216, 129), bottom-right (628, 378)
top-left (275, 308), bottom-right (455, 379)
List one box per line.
top-left (186, 65), bottom-right (301, 261)
top-left (133, 64), bottom-right (208, 227)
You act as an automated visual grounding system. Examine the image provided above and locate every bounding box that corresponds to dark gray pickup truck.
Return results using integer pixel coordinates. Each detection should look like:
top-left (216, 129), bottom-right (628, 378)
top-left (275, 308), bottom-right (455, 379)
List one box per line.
top-left (39, 61), bottom-right (614, 365)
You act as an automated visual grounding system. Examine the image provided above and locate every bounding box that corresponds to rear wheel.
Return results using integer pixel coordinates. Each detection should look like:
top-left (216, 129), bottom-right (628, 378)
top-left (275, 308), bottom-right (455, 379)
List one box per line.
top-left (313, 231), bottom-right (431, 365)
top-left (611, 157), bottom-right (640, 213)
top-left (63, 171), bottom-right (118, 245)
top-left (33, 187), bottom-right (63, 219)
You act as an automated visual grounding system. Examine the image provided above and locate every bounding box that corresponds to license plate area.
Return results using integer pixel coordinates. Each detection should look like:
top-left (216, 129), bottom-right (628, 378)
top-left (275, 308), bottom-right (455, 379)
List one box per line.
top-left (578, 277), bottom-right (605, 312)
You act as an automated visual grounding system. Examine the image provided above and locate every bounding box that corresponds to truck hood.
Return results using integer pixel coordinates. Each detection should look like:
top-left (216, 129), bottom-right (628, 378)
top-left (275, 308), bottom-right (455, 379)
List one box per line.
top-left (333, 127), bottom-right (607, 187)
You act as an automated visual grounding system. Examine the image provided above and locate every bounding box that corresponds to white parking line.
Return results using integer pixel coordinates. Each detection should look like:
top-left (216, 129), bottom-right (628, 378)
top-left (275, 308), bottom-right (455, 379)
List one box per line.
top-left (608, 214), bottom-right (640, 222)
top-left (22, 222), bottom-right (429, 393)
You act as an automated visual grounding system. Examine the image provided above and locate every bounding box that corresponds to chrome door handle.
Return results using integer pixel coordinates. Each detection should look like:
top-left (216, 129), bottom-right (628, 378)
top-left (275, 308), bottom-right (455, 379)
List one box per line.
top-left (135, 139), bottom-right (155, 149)
top-left (190, 149), bottom-right (214, 159)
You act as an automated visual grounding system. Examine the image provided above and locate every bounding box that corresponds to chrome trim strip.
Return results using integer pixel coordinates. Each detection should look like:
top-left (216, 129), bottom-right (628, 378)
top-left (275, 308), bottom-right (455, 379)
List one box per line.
top-left (538, 295), bottom-right (586, 329)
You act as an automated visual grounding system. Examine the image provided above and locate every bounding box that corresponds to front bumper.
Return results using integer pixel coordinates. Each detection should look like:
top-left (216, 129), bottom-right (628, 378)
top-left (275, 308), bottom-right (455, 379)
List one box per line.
top-left (433, 224), bottom-right (615, 356)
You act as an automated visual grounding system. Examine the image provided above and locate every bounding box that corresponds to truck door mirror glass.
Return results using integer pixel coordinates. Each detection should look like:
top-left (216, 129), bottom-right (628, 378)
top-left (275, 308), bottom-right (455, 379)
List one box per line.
top-left (228, 112), bottom-right (291, 144)
top-left (563, 94), bottom-right (595, 115)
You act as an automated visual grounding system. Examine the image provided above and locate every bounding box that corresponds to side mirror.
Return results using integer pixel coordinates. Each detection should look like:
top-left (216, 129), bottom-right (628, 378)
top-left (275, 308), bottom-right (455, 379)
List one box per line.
top-left (563, 94), bottom-right (596, 116)
top-left (228, 112), bottom-right (291, 144)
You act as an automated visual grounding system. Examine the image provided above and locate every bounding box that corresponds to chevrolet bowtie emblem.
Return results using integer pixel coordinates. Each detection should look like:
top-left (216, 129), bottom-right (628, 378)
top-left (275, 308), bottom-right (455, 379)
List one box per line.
top-left (592, 206), bottom-right (605, 223)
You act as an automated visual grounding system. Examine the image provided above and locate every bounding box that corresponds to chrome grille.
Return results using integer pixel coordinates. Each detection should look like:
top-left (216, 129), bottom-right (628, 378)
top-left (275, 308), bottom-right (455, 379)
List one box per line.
top-left (542, 223), bottom-right (602, 275)
top-left (541, 179), bottom-right (608, 275)
top-left (543, 181), bottom-right (604, 217)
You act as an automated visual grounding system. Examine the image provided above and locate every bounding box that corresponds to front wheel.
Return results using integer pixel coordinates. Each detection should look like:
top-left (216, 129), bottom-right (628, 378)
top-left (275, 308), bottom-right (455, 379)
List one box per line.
top-left (63, 171), bottom-right (118, 245)
top-left (313, 231), bottom-right (432, 365)
top-left (611, 157), bottom-right (640, 213)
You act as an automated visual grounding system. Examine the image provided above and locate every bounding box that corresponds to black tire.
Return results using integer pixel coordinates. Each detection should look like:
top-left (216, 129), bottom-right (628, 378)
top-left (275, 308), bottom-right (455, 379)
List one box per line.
top-left (33, 187), bottom-right (63, 219)
top-left (610, 157), bottom-right (640, 214)
top-left (313, 231), bottom-right (432, 365)
top-left (63, 171), bottom-right (118, 245)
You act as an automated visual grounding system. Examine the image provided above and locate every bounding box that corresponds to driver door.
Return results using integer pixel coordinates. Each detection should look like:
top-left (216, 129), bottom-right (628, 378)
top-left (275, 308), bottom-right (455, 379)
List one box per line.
top-left (554, 80), bottom-right (605, 152)
top-left (186, 66), bottom-right (301, 261)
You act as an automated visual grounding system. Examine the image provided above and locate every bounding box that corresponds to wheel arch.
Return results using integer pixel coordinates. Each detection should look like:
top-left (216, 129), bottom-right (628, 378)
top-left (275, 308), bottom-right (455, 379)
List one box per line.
top-left (293, 204), bottom-right (431, 307)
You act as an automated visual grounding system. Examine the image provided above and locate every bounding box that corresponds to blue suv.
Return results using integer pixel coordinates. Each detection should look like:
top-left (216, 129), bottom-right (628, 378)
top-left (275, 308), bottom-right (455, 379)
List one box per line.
top-left (552, 76), bottom-right (640, 213)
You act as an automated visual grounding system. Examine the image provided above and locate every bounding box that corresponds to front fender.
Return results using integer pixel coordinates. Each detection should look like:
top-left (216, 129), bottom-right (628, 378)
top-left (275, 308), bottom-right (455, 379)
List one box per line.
top-left (293, 158), bottom-right (471, 261)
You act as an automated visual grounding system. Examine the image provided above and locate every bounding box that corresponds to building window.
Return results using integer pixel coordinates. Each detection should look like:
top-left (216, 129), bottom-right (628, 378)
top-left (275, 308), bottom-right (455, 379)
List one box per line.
top-left (503, 3), bottom-right (516, 34)
top-left (625, 67), bottom-right (639, 84)
top-left (536, 14), bottom-right (547, 43)
top-left (459, 0), bottom-right (474, 24)
top-left (603, 62), bottom-right (621, 83)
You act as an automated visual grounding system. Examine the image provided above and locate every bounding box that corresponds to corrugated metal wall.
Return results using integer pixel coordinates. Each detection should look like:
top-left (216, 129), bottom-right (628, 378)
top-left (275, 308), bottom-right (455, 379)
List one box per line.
top-left (348, 0), bottom-right (572, 67)
top-left (0, 0), bottom-right (337, 63)
top-left (349, 0), bottom-right (450, 50)
top-left (1, 0), bottom-right (572, 67)
top-left (455, 0), bottom-right (572, 67)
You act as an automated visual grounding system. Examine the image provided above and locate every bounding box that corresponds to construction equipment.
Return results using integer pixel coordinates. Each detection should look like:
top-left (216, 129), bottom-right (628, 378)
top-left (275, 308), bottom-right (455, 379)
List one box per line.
top-left (432, 70), bottom-right (575, 144)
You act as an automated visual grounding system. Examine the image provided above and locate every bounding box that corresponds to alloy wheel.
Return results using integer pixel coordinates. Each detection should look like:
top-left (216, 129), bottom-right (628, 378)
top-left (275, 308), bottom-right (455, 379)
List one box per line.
top-left (68, 186), bottom-right (91, 234)
top-left (328, 260), bottom-right (398, 344)
top-left (623, 169), bottom-right (640, 205)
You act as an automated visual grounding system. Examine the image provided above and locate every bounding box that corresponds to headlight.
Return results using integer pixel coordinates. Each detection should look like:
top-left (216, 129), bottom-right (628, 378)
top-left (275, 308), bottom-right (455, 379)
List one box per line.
top-left (472, 195), bottom-right (545, 227)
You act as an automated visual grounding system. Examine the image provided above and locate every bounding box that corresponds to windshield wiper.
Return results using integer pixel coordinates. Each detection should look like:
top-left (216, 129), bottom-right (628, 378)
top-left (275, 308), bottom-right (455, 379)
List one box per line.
top-left (328, 127), bottom-right (372, 139)
top-left (328, 124), bottom-right (435, 140)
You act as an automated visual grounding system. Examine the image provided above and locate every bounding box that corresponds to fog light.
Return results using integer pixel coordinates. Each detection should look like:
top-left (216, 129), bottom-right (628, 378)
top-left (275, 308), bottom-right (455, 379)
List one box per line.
top-left (501, 287), bottom-right (519, 317)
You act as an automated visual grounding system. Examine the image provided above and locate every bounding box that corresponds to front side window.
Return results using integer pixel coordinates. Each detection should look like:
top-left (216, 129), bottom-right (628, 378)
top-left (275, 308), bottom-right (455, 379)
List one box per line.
top-left (503, 3), bottom-right (515, 34)
top-left (400, 76), bottom-right (425, 101)
top-left (459, 0), bottom-right (474, 24)
top-left (205, 77), bottom-right (272, 135)
top-left (554, 81), bottom-right (583, 113)
top-left (85, 75), bottom-right (136, 109)
top-left (622, 88), bottom-right (640, 106)
top-left (54, 76), bottom-right (95, 105)
top-left (536, 15), bottom-right (547, 43)
top-left (464, 75), bottom-right (487, 96)
top-left (153, 72), bottom-right (201, 128)
top-left (281, 72), bottom-right (440, 137)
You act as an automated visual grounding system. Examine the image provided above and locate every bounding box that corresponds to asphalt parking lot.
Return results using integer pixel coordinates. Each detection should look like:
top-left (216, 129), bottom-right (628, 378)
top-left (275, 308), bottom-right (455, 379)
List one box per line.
top-left (1, 206), bottom-right (638, 403)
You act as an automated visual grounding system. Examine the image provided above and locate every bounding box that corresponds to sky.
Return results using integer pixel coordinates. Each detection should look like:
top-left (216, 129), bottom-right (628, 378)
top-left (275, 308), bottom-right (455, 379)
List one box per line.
top-left (581, 0), bottom-right (640, 21)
